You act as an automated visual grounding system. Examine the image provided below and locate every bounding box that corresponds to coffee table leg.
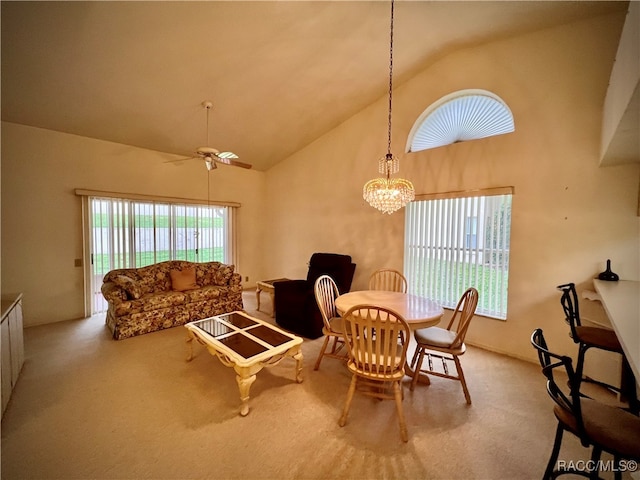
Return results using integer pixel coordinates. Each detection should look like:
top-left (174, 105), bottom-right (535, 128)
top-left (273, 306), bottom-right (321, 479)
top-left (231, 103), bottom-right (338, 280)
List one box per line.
top-left (185, 332), bottom-right (195, 361)
top-left (293, 349), bottom-right (304, 383)
top-left (236, 373), bottom-right (257, 416)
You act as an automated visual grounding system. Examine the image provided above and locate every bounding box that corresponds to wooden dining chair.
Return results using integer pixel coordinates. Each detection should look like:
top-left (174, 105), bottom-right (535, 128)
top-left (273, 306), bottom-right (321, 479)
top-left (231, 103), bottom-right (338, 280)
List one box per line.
top-left (409, 287), bottom-right (479, 404)
top-left (338, 304), bottom-right (411, 442)
top-left (531, 328), bottom-right (640, 480)
top-left (368, 268), bottom-right (408, 293)
top-left (312, 275), bottom-right (346, 370)
top-left (557, 283), bottom-right (638, 413)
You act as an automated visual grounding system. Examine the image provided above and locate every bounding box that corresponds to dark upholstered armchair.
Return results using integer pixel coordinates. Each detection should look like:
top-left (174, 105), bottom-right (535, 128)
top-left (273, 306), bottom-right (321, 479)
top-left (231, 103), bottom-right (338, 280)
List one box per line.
top-left (275, 253), bottom-right (356, 339)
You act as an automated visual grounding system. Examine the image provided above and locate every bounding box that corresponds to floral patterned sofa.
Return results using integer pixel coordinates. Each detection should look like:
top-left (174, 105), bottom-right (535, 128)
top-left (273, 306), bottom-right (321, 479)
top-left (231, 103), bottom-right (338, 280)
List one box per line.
top-left (101, 260), bottom-right (243, 340)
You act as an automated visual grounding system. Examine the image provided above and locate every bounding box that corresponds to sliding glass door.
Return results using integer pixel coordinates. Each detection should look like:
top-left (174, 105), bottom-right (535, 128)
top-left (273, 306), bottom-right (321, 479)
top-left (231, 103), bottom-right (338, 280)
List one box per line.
top-left (88, 196), bottom-right (232, 314)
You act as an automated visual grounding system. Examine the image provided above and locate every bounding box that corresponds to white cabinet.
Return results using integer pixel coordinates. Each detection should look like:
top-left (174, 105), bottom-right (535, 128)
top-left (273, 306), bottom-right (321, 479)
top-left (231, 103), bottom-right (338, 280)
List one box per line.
top-left (1, 294), bottom-right (24, 415)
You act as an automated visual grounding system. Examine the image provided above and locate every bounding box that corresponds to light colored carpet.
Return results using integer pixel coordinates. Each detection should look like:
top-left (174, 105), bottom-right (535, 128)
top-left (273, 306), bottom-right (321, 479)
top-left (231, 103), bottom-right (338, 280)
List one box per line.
top-left (0, 290), bottom-right (624, 480)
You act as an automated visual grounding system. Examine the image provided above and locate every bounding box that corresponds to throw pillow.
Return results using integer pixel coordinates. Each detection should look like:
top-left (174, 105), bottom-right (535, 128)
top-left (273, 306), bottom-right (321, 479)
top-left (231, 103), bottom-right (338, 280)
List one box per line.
top-left (114, 275), bottom-right (142, 300)
top-left (170, 267), bottom-right (198, 291)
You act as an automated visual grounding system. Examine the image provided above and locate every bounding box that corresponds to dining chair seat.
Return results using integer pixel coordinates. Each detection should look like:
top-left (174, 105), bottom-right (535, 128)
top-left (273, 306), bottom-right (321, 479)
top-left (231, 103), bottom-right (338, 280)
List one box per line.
top-left (323, 316), bottom-right (344, 336)
top-left (579, 399), bottom-right (640, 460)
top-left (574, 325), bottom-right (622, 352)
top-left (414, 327), bottom-right (462, 351)
top-left (552, 399), bottom-right (640, 460)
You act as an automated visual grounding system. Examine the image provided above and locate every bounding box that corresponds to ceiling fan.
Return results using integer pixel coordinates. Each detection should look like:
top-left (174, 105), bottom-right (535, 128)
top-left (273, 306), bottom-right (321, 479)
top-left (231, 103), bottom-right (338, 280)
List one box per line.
top-left (168, 101), bottom-right (252, 170)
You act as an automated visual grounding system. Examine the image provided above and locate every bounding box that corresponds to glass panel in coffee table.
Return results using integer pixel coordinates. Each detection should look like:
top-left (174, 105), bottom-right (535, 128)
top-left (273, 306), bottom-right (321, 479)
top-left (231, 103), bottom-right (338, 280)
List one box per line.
top-left (185, 311), bottom-right (304, 416)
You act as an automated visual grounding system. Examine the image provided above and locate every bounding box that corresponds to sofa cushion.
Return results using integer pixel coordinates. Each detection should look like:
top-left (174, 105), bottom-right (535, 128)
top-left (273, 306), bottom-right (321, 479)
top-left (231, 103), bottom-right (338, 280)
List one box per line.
top-left (185, 285), bottom-right (222, 303)
top-left (214, 264), bottom-right (235, 285)
top-left (195, 262), bottom-right (235, 286)
top-left (113, 291), bottom-right (187, 317)
top-left (135, 263), bottom-right (172, 294)
top-left (142, 291), bottom-right (187, 312)
top-left (170, 267), bottom-right (198, 291)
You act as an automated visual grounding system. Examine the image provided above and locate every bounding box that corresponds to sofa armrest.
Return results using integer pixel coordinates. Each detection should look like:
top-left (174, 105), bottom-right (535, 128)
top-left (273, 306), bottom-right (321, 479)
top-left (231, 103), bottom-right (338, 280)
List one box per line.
top-left (101, 282), bottom-right (127, 304)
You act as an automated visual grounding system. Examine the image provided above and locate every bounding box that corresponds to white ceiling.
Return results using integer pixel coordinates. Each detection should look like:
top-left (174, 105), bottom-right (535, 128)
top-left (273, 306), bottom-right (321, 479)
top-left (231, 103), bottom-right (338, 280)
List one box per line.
top-left (1, 1), bottom-right (627, 171)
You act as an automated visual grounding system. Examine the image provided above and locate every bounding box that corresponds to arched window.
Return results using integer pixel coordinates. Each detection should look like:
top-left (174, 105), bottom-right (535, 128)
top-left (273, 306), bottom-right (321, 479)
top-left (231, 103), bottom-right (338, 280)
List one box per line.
top-left (406, 89), bottom-right (515, 153)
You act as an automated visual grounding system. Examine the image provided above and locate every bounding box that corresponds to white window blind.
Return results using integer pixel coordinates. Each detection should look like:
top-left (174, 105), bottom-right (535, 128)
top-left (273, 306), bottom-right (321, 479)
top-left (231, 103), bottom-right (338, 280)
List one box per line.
top-left (88, 196), bottom-right (233, 314)
top-left (406, 89), bottom-right (515, 153)
top-left (404, 189), bottom-right (512, 319)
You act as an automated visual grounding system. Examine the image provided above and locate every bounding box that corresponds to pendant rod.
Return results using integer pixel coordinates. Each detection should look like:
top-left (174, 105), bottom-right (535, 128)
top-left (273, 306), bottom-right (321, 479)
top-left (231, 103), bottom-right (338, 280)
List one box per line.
top-left (387, 0), bottom-right (394, 156)
top-left (206, 105), bottom-right (210, 147)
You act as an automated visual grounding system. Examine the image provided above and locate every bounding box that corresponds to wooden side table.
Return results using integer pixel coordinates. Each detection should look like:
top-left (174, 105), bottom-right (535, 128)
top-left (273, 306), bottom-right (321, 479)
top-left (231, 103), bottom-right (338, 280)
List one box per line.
top-left (255, 278), bottom-right (290, 317)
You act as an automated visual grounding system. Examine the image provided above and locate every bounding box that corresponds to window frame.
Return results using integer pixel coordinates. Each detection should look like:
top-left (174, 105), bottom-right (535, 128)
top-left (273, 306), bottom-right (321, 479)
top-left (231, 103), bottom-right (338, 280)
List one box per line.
top-left (405, 89), bottom-right (515, 153)
top-left (76, 189), bottom-right (239, 315)
top-left (403, 187), bottom-right (513, 320)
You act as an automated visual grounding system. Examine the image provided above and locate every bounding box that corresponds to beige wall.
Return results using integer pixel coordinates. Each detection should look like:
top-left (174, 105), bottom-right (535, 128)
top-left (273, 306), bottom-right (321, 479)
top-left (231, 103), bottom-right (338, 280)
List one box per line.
top-left (1, 123), bottom-right (266, 326)
top-left (1, 12), bottom-right (638, 374)
top-left (263, 13), bottom-right (640, 368)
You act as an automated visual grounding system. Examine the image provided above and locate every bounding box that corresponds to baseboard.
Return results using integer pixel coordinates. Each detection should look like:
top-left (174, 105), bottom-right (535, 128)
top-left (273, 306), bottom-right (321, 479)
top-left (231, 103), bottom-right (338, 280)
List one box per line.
top-left (465, 339), bottom-right (537, 366)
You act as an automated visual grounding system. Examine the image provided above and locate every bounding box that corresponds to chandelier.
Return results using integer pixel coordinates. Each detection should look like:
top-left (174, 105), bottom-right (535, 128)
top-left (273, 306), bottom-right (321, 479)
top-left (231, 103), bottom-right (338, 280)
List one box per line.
top-left (363, 0), bottom-right (414, 215)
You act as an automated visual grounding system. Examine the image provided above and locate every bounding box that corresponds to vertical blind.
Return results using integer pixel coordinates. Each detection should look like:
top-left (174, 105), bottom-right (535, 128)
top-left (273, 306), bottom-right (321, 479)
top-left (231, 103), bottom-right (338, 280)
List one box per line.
top-left (89, 196), bottom-right (232, 314)
top-left (404, 191), bottom-right (512, 319)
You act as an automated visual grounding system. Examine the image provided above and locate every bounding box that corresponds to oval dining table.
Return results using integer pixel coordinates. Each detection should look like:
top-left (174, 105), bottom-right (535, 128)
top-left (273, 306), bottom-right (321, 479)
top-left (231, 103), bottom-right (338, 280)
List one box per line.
top-left (335, 290), bottom-right (444, 383)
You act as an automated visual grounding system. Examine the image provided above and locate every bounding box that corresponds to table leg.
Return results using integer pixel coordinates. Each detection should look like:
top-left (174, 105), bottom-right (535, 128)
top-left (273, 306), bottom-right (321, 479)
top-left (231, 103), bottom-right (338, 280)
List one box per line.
top-left (404, 364), bottom-right (431, 384)
top-left (256, 285), bottom-right (263, 312)
top-left (269, 289), bottom-right (276, 317)
top-left (236, 373), bottom-right (257, 417)
top-left (185, 332), bottom-right (195, 362)
top-left (293, 349), bottom-right (304, 383)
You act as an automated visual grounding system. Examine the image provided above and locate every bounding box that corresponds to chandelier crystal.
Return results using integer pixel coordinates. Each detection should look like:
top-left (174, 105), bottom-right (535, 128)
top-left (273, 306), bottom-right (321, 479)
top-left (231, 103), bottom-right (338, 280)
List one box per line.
top-left (363, 153), bottom-right (415, 214)
top-left (363, 0), bottom-right (414, 215)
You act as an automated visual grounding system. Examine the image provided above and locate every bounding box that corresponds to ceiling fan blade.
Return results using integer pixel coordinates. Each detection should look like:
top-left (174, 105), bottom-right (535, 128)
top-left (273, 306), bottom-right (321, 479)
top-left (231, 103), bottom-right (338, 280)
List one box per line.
top-left (214, 156), bottom-right (252, 169)
top-left (164, 155), bottom-right (198, 164)
top-left (216, 151), bottom-right (239, 159)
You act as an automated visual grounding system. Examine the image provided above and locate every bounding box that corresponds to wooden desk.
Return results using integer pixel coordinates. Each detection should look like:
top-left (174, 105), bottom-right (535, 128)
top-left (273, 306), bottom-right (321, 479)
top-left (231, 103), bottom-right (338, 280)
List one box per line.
top-left (593, 279), bottom-right (640, 382)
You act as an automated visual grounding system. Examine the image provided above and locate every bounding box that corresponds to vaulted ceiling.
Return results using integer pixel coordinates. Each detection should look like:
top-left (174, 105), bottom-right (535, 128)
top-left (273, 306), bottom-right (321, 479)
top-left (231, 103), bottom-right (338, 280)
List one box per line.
top-left (1, 1), bottom-right (627, 171)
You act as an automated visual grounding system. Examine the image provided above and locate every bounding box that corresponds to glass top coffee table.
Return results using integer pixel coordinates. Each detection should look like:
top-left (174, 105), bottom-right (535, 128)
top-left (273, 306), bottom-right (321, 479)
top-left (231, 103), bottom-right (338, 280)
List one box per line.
top-left (185, 311), bottom-right (304, 416)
